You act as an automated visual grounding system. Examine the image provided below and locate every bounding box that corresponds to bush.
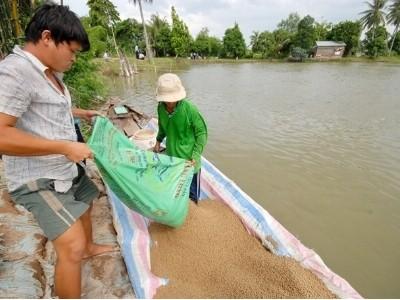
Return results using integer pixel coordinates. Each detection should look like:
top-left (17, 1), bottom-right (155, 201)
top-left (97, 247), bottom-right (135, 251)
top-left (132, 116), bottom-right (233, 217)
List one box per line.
top-left (87, 26), bottom-right (108, 58)
top-left (290, 47), bottom-right (308, 61)
top-left (363, 26), bottom-right (388, 57)
top-left (64, 54), bottom-right (106, 109)
top-left (242, 49), bottom-right (253, 59)
top-left (390, 31), bottom-right (400, 55)
top-left (252, 52), bottom-right (263, 59)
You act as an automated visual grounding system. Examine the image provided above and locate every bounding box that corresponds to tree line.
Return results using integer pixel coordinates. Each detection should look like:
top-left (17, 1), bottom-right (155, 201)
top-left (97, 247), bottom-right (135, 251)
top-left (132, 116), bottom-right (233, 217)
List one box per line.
top-left (82, 0), bottom-right (224, 59)
top-left (1, 0), bottom-right (400, 60)
top-left (83, 0), bottom-right (400, 60)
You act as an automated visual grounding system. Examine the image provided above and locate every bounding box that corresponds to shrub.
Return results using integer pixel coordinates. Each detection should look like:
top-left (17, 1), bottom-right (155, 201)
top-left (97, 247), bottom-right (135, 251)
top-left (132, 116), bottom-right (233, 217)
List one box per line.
top-left (64, 54), bottom-right (106, 109)
top-left (290, 47), bottom-right (308, 61)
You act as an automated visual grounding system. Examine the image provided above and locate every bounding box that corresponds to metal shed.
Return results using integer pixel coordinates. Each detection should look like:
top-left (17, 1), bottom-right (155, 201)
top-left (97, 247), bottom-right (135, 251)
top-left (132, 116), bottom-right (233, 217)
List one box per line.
top-left (313, 41), bottom-right (346, 58)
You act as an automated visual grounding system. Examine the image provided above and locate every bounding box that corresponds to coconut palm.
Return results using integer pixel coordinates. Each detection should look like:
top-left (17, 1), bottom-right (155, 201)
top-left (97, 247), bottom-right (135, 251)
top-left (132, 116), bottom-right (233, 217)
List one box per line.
top-left (128, 0), bottom-right (153, 62)
top-left (250, 31), bottom-right (260, 52)
top-left (10, 0), bottom-right (22, 36)
top-left (388, 0), bottom-right (400, 53)
top-left (149, 14), bottom-right (171, 56)
top-left (360, 0), bottom-right (388, 39)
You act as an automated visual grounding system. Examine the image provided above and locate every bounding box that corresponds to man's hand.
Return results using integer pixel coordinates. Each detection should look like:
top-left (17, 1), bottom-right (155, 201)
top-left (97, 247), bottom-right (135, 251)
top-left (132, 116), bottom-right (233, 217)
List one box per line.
top-left (63, 142), bottom-right (93, 162)
top-left (153, 141), bottom-right (161, 153)
top-left (72, 108), bottom-right (102, 122)
top-left (189, 159), bottom-right (196, 166)
top-left (82, 110), bottom-right (102, 122)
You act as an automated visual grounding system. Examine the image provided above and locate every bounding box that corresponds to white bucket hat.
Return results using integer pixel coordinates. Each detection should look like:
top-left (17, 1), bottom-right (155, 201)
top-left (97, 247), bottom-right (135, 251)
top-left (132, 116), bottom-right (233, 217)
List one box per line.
top-left (156, 73), bottom-right (186, 102)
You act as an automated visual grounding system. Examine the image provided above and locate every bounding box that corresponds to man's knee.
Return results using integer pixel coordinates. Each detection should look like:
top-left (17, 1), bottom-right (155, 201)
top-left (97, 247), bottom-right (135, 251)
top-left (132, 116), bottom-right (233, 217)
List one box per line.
top-left (63, 240), bottom-right (86, 263)
top-left (54, 222), bottom-right (86, 263)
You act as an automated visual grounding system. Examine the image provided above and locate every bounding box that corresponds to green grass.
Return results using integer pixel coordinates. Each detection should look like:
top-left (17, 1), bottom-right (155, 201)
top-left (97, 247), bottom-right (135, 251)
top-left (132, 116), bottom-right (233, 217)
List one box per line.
top-left (94, 54), bottom-right (400, 77)
top-left (339, 55), bottom-right (400, 63)
top-left (94, 56), bottom-right (271, 76)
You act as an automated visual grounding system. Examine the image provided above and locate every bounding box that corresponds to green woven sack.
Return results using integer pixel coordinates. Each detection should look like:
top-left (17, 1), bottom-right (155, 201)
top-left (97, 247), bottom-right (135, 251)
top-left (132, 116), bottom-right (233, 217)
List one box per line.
top-left (88, 117), bottom-right (193, 227)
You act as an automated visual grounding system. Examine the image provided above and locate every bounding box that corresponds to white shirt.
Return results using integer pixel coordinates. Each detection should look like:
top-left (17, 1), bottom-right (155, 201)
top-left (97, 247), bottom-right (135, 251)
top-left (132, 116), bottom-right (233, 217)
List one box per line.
top-left (0, 45), bottom-right (78, 191)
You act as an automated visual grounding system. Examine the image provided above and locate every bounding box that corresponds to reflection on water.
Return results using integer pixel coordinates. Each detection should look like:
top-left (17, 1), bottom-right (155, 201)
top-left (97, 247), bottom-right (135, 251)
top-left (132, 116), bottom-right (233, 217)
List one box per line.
top-left (105, 62), bottom-right (400, 298)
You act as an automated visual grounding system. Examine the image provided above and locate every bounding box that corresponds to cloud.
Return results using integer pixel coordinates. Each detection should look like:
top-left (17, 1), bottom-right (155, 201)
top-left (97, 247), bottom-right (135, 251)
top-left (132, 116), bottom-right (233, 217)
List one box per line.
top-left (66, 0), bottom-right (368, 42)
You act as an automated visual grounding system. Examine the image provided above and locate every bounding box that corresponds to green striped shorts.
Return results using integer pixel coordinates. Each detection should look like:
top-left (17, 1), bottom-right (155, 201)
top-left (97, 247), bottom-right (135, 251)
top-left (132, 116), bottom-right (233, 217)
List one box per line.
top-left (10, 166), bottom-right (99, 240)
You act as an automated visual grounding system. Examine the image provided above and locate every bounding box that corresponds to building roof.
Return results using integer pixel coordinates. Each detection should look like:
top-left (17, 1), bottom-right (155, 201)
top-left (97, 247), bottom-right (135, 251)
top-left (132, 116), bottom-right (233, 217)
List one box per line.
top-left (315, 41), bottom-right (346, 47)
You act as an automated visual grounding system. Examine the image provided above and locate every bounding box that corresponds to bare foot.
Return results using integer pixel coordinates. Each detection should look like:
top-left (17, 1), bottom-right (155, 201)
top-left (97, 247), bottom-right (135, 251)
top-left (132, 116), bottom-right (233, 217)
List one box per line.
top-left (83, 243), bottom-right (118, 259)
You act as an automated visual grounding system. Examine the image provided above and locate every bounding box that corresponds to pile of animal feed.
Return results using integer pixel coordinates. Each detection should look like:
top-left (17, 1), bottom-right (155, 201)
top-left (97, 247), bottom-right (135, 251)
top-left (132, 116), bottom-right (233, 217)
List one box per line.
top-left (150, 200), bottom-right (336, 299)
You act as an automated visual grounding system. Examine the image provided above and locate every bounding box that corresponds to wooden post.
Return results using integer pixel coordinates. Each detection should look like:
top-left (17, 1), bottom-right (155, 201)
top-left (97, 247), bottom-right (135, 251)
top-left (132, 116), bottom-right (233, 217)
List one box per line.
top-left (110, 24), bottom-right (131, 77)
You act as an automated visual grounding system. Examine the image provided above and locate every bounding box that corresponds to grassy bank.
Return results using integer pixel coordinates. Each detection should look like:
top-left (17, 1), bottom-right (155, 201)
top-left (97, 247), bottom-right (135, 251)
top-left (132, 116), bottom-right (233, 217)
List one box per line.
top-left (64, 55), bottom-right (108, 140)
top-left (338, 55), bottom-right (400, 63)
top-left (95, 55), bottom-right (400, 77)
top-left (94, 56), bottom-right (261, 76)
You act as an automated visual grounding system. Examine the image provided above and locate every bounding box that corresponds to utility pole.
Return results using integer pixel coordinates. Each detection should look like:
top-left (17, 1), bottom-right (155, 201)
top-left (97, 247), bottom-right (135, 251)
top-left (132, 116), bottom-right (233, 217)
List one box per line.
top-left (60, 0), bottom-right (63, 5)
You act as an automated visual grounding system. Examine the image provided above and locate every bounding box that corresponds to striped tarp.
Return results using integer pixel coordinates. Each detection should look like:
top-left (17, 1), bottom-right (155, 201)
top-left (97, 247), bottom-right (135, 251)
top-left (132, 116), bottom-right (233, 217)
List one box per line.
top-left (106, 119), bottom-right (362, 299)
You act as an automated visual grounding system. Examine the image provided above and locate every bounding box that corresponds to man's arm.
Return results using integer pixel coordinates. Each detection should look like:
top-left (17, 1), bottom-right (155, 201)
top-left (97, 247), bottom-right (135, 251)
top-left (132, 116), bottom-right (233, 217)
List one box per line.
top-left (154, 104), bottom-right (166, 153)
top-left (0, 112), bottom-right (92, 162)
top-left (72, 108), bottom-right (101, 122)
top-left (191, 110), bottom-right (208, 164)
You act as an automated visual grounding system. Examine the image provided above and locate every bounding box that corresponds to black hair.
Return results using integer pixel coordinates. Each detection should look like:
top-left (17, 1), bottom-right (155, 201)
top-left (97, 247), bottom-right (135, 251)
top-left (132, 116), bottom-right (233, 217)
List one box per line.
top-left (25, 3), bottom-right (90, 52)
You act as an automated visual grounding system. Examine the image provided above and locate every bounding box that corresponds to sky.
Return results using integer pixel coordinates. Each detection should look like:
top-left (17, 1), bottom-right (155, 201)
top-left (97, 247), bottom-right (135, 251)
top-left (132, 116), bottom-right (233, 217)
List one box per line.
top-left (63, 0), bottom-right (370, 43)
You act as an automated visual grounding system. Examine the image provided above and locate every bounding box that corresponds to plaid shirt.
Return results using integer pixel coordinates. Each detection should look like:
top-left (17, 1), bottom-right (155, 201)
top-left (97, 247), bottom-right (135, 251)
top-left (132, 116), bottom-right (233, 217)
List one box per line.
top-left (0, 46), bottom-right (78, 191)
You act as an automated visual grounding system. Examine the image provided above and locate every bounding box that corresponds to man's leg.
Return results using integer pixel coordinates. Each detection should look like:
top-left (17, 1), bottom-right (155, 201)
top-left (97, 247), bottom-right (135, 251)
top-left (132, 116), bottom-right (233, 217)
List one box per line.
top-left (9, 176), bottom-right (114, 297)
top-left (73, 166), bottom-right (116, 257)
top-left (52, 219), bottom-right (86, 298)
top-left (80, 203), bottom-right (116, 258)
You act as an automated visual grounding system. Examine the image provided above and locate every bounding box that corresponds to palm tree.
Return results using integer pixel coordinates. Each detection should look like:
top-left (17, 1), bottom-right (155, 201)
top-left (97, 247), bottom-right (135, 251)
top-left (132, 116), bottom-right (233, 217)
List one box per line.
top-left (250, 31), bottom-right (260, 52)
top-left (10, 0), bottom-right (22, 36)
top-left (128, 0), bottom-right (153, 62)
top-left (360, 0), bottom-right (388, 39)
top-left (149, 14), bottom-right (169, 56)
top-left (388, 0), bottom-right (400, 53)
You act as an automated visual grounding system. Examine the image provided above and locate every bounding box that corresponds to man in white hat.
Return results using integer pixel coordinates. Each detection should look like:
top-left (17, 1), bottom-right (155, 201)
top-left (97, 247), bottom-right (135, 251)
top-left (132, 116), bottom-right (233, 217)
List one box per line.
top-left (154, 73), bottom-right (207, 202)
